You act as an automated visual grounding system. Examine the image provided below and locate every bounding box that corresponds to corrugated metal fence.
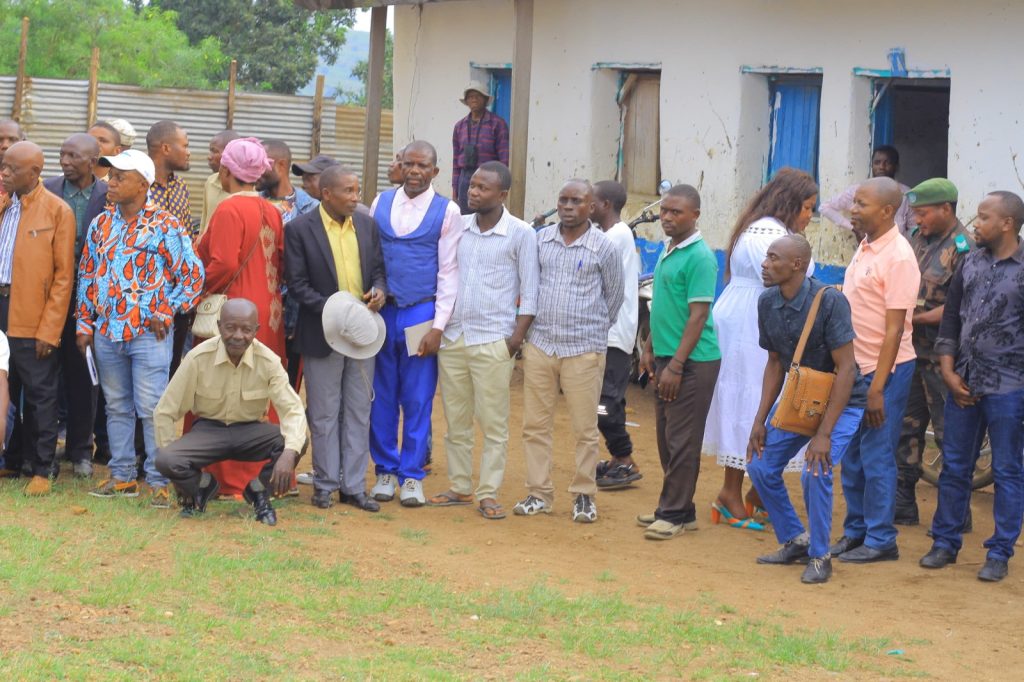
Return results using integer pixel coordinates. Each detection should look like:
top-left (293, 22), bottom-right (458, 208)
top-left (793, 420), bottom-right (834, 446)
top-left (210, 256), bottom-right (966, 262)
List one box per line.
top-left (0, 76), bottom-right (393, 222)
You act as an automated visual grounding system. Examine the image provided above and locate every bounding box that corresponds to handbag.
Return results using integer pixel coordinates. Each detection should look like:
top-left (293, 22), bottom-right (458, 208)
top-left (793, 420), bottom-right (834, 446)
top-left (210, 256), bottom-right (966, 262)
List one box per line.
top-left (770, 286), bottom-right (836, 437)
top-left (192, 234), bottom-right (262, 339)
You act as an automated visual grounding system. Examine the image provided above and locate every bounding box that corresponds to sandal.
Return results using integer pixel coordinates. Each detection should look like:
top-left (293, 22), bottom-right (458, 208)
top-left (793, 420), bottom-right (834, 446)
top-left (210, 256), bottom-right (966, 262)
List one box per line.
top-left (478, 499), bottom-right (506, 520)
top-left (427, 490), bottom-right (473, 506)
top-left (710, 502), bottom-right (765, 532)
top-left (745, 501), bottom-right (771, 525)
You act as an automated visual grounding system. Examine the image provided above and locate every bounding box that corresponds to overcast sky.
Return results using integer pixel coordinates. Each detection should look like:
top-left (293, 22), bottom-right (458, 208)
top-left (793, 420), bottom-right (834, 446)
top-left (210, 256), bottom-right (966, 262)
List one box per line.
top-left (352, 6), bottom-right (394, 32)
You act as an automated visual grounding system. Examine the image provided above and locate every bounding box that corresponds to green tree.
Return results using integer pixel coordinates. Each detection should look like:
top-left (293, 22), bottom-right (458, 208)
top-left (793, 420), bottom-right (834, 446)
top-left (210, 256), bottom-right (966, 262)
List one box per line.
top-left (338, 28), bottom-right (393, 109)
top-left (153, 0), bottom-right (353, 94)
top-left (0, 0), bottom-right (228, 89)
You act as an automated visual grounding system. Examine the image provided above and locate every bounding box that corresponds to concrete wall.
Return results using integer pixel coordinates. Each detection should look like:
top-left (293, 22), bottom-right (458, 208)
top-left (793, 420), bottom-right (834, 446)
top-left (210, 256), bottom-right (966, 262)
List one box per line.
top-left (392, 0), bottom-right (1024, 267)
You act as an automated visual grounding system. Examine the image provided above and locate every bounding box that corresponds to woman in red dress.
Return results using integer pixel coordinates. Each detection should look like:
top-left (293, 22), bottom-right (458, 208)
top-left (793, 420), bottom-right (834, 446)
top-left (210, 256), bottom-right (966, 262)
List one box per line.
top-left (196, 137), bottom-right (288, 497)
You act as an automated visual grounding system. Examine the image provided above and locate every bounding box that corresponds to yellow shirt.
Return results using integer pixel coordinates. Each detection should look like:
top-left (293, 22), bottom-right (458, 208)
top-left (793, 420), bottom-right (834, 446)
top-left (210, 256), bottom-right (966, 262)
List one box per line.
top-left (154, 337), bottom-right (307, 453)
top-left (319, 205), bottom-right (363, 297)
top-left (200, 172), bottom-right (232, 237)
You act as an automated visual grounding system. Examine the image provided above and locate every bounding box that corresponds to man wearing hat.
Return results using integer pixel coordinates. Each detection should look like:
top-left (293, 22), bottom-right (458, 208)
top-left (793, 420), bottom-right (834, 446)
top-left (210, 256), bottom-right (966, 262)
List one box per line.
top-left (77, 149), bottom-right (204, 507)
top-left (452, 81), bottom-right (509, 214)
top-left (895, 178), bottom-right (973, 526)
top-left (285, 165), bottom-right (386, 511)
top-left (154, 298), bottom-right (304, 525)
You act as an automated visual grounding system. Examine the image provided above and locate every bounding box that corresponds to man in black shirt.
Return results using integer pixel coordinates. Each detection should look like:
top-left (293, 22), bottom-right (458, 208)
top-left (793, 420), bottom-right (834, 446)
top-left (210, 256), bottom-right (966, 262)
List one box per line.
top-left (921, 191), bottom-right (1024, 582)
top-left (746, 235), bottom-right (868, 584)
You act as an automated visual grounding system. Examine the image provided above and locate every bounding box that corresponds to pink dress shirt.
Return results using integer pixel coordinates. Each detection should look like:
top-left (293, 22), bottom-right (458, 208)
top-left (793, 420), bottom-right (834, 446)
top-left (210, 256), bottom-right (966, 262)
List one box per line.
top-left (371, 186), bottom-right (462, 331)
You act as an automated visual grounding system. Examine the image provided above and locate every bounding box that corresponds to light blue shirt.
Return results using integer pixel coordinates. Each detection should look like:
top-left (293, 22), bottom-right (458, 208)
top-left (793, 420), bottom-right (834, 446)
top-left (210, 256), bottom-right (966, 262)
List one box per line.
top-left (0, 194), bottom-right (22, 285)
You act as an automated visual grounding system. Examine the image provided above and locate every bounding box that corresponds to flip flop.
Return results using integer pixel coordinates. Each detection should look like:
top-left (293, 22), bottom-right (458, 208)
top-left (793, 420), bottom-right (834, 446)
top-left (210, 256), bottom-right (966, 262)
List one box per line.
top-left (427, 490), bottom-right (473, 506)
top-left (478, 499), bottom-right (506, 520)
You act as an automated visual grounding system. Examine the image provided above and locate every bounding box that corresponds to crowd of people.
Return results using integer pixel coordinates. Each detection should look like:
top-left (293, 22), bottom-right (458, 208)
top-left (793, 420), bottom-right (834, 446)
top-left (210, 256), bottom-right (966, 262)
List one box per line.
top-left (0, 83), bottom-right (1021, 586)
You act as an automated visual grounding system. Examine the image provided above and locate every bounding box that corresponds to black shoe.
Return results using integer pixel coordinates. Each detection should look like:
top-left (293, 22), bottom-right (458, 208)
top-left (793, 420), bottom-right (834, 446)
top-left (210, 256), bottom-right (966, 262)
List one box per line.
top-left (596, 460), bottom-right (612, 478)
top-left (597, 463), bottom-right (643, 490)
top-left (919, 546), bottom-right (958, 569)
top-left (339, 491), bottom-right (380, 512)
top-left (837, 543), bottom-right (899, 563)
top-left (757, 540), bottom-right (810, 565)
top-left (244, 479), bottom-right (277, 526)
top-left (978, 558), bottom-right (1009, 582)
top-left (829, 535), bottom-right (864, 556)
top-left (179, 500), bottom-right (198, 518)
top-left (311, 488), bottom-right (334, 509)
top-left (801, 557), bottom-right (832, 584)
top-left (195, 472), bottom-right (221, 514)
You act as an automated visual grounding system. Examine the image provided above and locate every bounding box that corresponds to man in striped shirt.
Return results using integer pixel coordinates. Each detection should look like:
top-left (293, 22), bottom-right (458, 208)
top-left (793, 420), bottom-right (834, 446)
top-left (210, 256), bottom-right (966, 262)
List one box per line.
top-left (515, 179), bottom-right (624, 523)
top-left (430, 162), bottom-right (539, 520)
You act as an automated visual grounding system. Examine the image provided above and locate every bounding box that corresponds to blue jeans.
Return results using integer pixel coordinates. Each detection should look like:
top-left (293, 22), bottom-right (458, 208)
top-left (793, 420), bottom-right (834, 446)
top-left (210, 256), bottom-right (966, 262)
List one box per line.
top-left (370, 301), bottom-right (438, 483)
top-left (93, 331), bottom-right (173, 487)
top-left (932, 387), bottom-right (1024, 561)
top-left (840, 360), bottom-right (914, 550)
top-left (748, 406), bottom-right (864, 559)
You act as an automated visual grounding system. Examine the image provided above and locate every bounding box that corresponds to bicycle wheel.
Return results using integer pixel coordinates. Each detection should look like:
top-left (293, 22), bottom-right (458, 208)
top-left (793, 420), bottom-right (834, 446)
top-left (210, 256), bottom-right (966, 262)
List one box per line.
top-left (920, 432), bottom-right (994, 490)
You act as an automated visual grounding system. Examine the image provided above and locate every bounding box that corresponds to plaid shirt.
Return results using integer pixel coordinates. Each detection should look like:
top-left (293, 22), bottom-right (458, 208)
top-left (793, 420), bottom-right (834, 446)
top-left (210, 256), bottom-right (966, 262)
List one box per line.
top-left (77, 203), bottom-right (204, 342)
top-left (452, 111), bottom-right (509, 192)
top-left (149, 173), bottom-right (194, 238)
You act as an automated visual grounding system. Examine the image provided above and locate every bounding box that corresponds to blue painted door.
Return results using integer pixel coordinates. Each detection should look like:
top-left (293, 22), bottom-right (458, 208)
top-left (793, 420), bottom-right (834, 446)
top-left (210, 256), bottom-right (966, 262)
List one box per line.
top-left (872, 82), bottom-right (894, 148)
top-left (489, 69), bottom-right (512, 125)
top-left (767, 79), bottom-right (822, 181)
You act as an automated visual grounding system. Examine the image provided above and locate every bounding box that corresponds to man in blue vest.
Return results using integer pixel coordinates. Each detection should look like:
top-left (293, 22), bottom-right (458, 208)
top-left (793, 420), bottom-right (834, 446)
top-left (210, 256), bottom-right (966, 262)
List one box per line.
top-left (369, 140), bottom-right (462, 506)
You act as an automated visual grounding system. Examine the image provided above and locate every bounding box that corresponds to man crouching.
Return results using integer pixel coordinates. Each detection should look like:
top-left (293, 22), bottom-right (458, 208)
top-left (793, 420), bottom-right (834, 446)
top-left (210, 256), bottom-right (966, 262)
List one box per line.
top-left (154, 298), bottom-right (306, 524)
top-left (745, 235), bottom-right (867, 583)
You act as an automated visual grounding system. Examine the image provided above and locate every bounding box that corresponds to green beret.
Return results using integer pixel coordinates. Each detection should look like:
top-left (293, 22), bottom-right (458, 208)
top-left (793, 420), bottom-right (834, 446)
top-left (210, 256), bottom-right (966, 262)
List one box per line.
top-left (906, 178), bottom-right (958, 207)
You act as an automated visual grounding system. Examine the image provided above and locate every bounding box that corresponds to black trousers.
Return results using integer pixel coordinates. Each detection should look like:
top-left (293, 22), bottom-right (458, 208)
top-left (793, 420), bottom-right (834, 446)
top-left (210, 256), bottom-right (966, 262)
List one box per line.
top-left (0, 296), bottom-right (60, 477)
top-left (58, 310), bottom-right (97, 464)
top-left (598, 347), bottom-right (634, 459)
top-left (169, 311), bottom-right (194, 377)
top-left (654, 357), bottom-right (720, 524)
top-left (155, 419), bottom-right (284, 499)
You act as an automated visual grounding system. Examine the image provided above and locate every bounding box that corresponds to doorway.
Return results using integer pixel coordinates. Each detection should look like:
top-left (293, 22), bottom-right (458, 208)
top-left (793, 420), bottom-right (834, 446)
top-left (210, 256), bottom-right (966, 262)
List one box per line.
top-left (872, 78), bottom-right (950, 186)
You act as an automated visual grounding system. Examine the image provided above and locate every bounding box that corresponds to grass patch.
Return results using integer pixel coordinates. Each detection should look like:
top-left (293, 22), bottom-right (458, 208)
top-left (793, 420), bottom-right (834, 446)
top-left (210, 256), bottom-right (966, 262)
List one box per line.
top-left (0, 485), bottom-right (916, 680)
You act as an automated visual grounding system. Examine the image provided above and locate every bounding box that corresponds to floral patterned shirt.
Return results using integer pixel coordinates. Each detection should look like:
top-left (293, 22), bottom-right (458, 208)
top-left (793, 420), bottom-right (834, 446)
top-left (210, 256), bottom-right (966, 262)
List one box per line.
top-left (77, 203), bottom-right (204, 342)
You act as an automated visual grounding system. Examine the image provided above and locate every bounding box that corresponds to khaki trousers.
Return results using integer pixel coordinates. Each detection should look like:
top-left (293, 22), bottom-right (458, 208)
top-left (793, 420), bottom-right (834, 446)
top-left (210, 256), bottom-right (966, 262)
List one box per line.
top-left (521, 343), bottom-right (606, 506)
top-left (438, 336), bottom-right (516, 500)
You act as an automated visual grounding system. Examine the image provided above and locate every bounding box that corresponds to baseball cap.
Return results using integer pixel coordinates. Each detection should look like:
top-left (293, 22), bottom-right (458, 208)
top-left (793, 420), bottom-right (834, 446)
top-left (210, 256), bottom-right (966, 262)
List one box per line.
top-left (907, 178), bottom-right (958, 207)
top-left (98, 149), bottom-right (156, 185)
top-left (292, 154), bottom-right (340, 176)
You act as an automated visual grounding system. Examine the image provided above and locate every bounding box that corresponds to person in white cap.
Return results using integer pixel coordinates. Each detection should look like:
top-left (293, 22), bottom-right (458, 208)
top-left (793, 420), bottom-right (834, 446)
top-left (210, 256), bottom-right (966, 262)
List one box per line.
top-left (452, 80), bottom-right (509, 214)
top-left (285, 165), bottom-right (386, 511)
top-left (154, 298), bottom-right (306, 525)
top-left (76, 149), bottom-right (204, 508)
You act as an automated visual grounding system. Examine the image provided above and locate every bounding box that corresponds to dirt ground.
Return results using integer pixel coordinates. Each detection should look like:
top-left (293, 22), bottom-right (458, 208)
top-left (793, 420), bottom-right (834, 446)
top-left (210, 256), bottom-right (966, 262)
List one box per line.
top-left (281, 363), bottom-right (1019, 680)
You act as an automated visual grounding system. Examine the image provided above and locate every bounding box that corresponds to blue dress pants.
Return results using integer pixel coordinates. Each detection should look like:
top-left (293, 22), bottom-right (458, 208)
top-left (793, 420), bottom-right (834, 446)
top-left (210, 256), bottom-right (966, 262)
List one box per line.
top-left (370, 301), bottom-right (438, 483)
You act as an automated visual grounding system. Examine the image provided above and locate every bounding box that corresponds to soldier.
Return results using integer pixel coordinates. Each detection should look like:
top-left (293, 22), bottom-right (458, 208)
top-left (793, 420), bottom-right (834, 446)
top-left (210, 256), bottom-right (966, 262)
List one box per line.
top-left (894, 179), bottom-right (972, 526)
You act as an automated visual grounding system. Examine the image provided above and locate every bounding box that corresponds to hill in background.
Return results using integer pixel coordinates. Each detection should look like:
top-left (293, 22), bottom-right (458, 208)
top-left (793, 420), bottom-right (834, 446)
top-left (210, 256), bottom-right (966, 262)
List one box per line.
top-left (298, 29), bottom-right (369, 100)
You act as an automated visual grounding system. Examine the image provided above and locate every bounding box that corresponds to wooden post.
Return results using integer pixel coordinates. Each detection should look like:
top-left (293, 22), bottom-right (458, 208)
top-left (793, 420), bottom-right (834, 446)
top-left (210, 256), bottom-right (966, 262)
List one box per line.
top-left (226, 59), bottom-right (237, 128)
top-left (11, 16), bottom-right (29, 121)
top-left (362, 5), bottom-right (387, 202)
top-left (508, 0), bottom-right (534, 218)
top-left (86, 47), bottom-right (100, 126)
top-left (311, 74), bottom-right (325, 156)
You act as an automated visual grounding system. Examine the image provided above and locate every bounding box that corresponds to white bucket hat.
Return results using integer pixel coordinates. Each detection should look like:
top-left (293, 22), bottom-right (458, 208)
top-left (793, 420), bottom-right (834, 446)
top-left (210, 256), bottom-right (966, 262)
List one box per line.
top-left (460, 80), bottom-right (491, 104)
top-left (322, 291), bottom-right (386, 359)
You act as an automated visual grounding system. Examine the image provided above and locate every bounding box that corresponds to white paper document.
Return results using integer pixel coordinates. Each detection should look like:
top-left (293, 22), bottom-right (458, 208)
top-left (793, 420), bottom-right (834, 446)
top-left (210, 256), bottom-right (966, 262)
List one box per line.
top-left (85, 346), bottom-right (99, 387)
top-left (404, 319), bottom-right (435, 357)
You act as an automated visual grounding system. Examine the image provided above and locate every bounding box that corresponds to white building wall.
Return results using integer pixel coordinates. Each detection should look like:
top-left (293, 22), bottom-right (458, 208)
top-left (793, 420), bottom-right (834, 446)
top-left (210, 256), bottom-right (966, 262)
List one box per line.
top-left (392, 0), bottom-right (1024, 266)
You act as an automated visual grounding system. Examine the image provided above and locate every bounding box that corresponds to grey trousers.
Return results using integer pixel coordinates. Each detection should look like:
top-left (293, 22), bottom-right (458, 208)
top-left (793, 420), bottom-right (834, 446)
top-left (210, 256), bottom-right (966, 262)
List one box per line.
top-left (304, 352), bottom-right (374, 495)
top-left (155, 419), bottom-right (284, 500)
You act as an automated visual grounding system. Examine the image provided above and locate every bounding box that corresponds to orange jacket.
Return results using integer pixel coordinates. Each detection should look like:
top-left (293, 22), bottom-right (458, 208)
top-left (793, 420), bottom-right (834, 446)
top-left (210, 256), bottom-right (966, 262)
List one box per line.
top-left (0, 180), bottom-right (75, 346)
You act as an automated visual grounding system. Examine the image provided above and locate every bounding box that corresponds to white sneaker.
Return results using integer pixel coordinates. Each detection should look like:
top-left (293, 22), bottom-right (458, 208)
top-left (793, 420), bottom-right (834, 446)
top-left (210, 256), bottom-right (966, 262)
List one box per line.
top-left (371, 473), bottom-right (397, 501)
top-left (512, 495), bottom-right (551, 516)
top-left (399, 478), bottom-right (425, 507)
top-left (296, 471), bottom-right (315, 486)
top-left (572, 494), bottom-right (597, 523)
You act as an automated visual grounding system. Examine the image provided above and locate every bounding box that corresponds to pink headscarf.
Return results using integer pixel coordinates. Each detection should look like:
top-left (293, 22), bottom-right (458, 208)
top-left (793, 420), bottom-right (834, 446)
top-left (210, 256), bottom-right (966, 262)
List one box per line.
top-left (221, 137), bottom-right (272, 183)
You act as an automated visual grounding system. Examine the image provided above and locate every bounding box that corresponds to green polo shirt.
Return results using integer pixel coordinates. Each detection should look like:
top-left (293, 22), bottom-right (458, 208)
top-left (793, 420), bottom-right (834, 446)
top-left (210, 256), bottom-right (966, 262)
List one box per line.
top-left (650, 231), bottom-right (720, 361)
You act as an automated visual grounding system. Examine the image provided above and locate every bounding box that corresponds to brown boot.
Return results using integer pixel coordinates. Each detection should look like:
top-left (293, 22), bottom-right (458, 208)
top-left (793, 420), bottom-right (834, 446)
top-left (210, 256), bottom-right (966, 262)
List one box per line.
top-left (25, 475), bottom-right (52, 496)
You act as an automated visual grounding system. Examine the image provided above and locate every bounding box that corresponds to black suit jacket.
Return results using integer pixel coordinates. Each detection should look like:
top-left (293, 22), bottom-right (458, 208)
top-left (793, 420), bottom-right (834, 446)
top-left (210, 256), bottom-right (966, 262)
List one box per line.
top-left (285, 208), bottom-right (387, 358)
top-left (43, 175), bottom-right (108, 262)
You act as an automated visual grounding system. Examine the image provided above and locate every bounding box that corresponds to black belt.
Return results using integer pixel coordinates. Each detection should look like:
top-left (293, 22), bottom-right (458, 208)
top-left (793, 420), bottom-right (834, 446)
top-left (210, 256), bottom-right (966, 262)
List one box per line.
top-left (385, 295), bottom-right (435, 308)
top-left (0, 284), bottom-right (10, 297)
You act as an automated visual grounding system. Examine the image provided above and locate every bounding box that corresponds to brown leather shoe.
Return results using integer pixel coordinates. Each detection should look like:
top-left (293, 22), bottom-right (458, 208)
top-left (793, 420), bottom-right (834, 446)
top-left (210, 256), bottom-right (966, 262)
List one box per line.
top-left (25, 475), bottom-right (52, 496)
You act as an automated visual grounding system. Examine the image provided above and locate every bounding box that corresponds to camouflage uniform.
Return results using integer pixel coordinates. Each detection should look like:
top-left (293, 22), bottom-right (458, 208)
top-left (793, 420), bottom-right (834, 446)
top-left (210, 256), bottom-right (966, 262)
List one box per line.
top-left (894, 219), bottom-right (972, 523)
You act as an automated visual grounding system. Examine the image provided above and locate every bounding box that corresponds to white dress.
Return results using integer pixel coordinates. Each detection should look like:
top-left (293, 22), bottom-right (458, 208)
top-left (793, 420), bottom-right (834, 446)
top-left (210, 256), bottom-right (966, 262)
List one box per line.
top-left (703, 217), bottom-right (813, 472)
